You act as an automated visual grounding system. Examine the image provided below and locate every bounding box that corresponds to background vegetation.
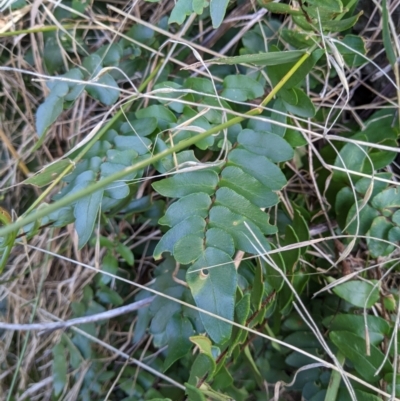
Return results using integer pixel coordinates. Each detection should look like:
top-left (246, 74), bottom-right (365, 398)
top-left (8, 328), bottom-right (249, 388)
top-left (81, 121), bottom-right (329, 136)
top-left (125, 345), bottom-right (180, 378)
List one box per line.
top-left (1, 0), bottom-right (400, 400)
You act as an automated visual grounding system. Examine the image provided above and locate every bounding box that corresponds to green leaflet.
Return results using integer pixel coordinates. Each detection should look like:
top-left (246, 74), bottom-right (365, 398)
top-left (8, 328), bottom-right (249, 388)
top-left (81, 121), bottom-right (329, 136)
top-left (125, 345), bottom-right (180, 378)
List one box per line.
top-left (159, 193), bottom-right (211, 226)
top-left (220, 166), bottom-right (279, 208)
top-left (74, 189), bottom-right (104, 249)
top-left (330, 331), bottom-right (392, 382)
top-left (237, 129), bottom-right (294, 162)
top-left (164, 313), bottom-right (194, 371)
top-left (187, 247), bottom-right (237, 344)
top-left (222, 75), bottom-right (264, 102)
top-left (228, 148), bottom-right (287, 190)
top-left (332, 280), bottom-right (380, 308)
top-left (153, 170), bottom-right (219, 198)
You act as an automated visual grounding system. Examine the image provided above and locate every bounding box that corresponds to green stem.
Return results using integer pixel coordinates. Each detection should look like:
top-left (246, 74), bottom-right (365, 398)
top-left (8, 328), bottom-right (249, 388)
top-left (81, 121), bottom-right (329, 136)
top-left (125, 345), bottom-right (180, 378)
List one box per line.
top-left (0, 24), bottom-right (105, 37)
top-left (0, 47), bottom-right (315, 244)
top-left (324, 351), bottom-right (346, 401)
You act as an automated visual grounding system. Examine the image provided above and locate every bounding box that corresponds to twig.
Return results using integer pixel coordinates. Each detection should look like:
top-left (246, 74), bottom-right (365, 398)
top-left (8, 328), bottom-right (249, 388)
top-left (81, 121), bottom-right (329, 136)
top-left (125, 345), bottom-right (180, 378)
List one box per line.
top-left (0, 296), bottom-right (155, 333)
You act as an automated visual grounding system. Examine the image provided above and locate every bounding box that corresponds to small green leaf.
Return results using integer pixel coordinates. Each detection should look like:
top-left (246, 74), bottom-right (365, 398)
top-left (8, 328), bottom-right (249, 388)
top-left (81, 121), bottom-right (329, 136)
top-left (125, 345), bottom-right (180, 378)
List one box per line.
top-left (52, 342), bottom-right (67, 396)
top-left (336, 35), bottom-right (368, 67)
top-left (98, 252), bottom-right (118, 286)
top-left (164, 314), bottom-right (194, 371)
top-left (209, 205), bottom-right (274, 253)
top-left (153, 170), bottom-right (219, 198)
top-left (220, 166), bottom-right (279, 208)
top-left (25, 159), bottom-right (73, 187)
top-left (159, 193), bottom-right (211, 227)
top-left (169, 0), bottom-right (192, 25)
top-left (190, 335), bottom-right (214, 356)
top-left (222, 75), bottom-right (264, 102)
top-left (116, 243), bottom-right (134, 265)
top-left (321, 12), bottom-right (363, 32)
top-left (372, 188), bottom-right (400, 211)
top-left (228, 148), bottom-right (287, 190)
top-left (86, 73), bottom-right (120, 105)
top-left (154, 216), bottom-right (206, 260)
top-left (332, 280), bottom-right (380, 308)
top-left (367, 216), bottom-right (396, 257)
top-left (136, 105), bottom-right (177, 130)
top-left (210, 0), bottom-right (229, 28)
top-left (36, 84), bottom-right (68, 138)
top-left (270, 98), bottom-right (287, 137)
top-left (282, 88), bottom-right (315, 118)
top-left (237, 129), bottom-right (294, 162)
top-left (174, 235), bottom-right (204, 264)
top-left (96, 287), bottom-right (123, 306)
top-left (215, 187), bottom-right (273, 234)
top-left (187, 247), bottom-right (237, 343)
top-left (330, 331), bottom-right (392, 382)
top-left (74, 189), bottom-right (104, 248)
top-left (323, 314), bottom-right (390, 345)
top-left (205, 228), bottom-right (235, 257)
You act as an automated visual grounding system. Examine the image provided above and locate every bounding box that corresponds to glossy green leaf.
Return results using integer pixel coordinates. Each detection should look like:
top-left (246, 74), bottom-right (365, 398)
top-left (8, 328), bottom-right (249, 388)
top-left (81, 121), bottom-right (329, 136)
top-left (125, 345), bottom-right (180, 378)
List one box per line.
top-left (52, 342), bottom-right (67, 396)
top-left (190, 335), bottom-right (214, 356)
top-left (332, 279), bottom-right (380, 308)
top-left (209, 205), bottom-right (274, 253)
top-left (210, 0), bottom-right (229, 28)
top-left (372, 188), bottom-right (400, 211)
top-left (96, 286), bottom-right (123, 306)
top-left (174, 234), bottom-right (204, 264)
top-left (36, 83), bottom-right (68, 138)
top-left (282, 87), bottom-right (315, 118)
top-left (336, 34), bottom-right (367, 67)
top-left (222, 75), bottom-right (264, 102)
top-left (97, 252), bottom-right (118, 286)
top-left (237, 129), bottom-right (294, 162)
top-left (228, 148), bottom-right (287, 190)
top-left (385, 373), bottom-right (400, 396)
top-left (367, 216), bottom-right (396, 257)
top-left (136, 105), bottom-right (177, 130)
top-left (215, 187), bottom-right (273, 234)
top-left (121, 117), bottom-right (158, 137)
top-left (323, 314), bottom-right (390, 345)
top-left (205, 228), bottom-right (235, 257)
top-left (86, 73), bottom-right (120, 105)
top-left (153, 170), bottom-right (219, 198)
top-left (113, 135), bottom-right (152, 155)
top-left (159, 193), bottom-right (211, 227)
top-left (74, 189), bottom-right (104, 248)
top-left (154, 216), bottom-right (206, 260)
top-left (170, 0), bottom-right (192, 27)
top-left (186, 247), bottom-right (237, 343)
top-left (116, 243), bottom-right (134, 266)
top-left (330, 331), bottom-right (392, 382)
top-left (322, 12), bottom-right (362, 32)
top-left (270, 98), bottom-right (287, 137)
top-left (164, 314), bottom-right (194, 371)
top-left (220, 166), bottom-right (278, 208)
top-left (25, 159), bottom-right (73, 187)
